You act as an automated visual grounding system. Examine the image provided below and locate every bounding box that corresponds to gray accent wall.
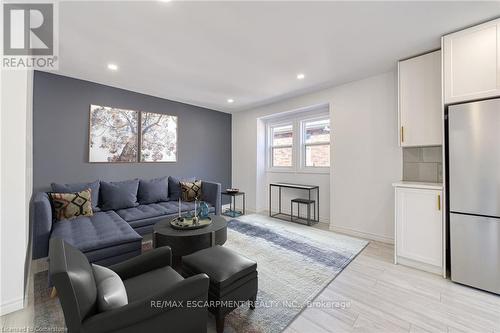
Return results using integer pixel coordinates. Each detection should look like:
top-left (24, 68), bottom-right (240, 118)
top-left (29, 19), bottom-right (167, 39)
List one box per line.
top-left (33, 71), bottom-right (231, 194)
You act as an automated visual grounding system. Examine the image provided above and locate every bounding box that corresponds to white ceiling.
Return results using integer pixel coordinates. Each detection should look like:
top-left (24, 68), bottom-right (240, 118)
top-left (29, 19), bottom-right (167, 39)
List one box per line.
top-left (52, 1), bottom-right (500, 112)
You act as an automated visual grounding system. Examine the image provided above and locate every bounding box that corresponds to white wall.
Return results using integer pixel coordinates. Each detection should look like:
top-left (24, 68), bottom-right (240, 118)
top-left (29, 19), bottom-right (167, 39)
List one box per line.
top-left (232, 71), bottom-right (401, 242)
top-left (0, 69), bottom-right (33, 315)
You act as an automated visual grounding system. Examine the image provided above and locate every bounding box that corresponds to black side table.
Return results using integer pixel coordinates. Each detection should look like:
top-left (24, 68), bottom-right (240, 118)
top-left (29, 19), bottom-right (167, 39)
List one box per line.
top-left (222, 191), bottom-right (245, 217)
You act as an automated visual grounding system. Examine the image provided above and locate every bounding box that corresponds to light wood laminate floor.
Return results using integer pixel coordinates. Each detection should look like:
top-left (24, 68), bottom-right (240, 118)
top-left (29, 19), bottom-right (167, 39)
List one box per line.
top-left (285, 241), bottom-right (500, 333)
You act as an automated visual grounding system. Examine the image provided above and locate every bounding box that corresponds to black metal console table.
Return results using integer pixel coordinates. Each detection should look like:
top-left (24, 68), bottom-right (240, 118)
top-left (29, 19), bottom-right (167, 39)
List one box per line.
top-left (269, 182), bottom-right (319, 224)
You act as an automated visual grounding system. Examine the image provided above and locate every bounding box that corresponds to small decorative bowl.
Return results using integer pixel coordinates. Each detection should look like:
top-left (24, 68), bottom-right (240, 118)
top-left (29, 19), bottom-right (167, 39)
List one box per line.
top-left (226, 188), bottom-right (239, 194)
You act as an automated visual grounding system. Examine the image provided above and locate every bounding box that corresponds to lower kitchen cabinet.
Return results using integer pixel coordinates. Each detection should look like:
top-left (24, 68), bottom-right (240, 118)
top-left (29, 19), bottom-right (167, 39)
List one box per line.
top-left (393, 182), bottom-right (444, 276)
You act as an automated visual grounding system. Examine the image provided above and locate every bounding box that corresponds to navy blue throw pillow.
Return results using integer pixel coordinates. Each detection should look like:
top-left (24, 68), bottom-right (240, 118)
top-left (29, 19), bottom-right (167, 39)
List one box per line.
top-left (51, 180), bottom-right (100, 212)
top-left (138, 177), bottom-right (168, 204)
top-left (100, 179), bottom-right (139, 211)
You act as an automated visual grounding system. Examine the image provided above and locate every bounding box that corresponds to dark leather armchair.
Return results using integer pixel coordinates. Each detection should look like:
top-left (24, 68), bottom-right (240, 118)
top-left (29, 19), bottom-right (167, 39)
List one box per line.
top-left (49, 238), bottom-right (209, 333)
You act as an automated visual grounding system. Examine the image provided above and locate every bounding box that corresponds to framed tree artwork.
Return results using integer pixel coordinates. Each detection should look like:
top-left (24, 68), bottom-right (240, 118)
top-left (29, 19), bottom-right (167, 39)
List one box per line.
top-left (140, 112), bottom-right (177, 162)
top-left (89, 104), bottom-right (139, 162)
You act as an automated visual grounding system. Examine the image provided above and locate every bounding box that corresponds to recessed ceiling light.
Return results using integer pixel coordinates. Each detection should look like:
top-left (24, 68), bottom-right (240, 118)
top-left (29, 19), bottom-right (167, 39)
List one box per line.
top-left (107, 63), bottom-right (118, 71)
top-left (159, 0), bottom-right (172, 2)
top-left (227, 98), bottom-right (234, 104)
top-left (297, 73), bottom-right (305, 80)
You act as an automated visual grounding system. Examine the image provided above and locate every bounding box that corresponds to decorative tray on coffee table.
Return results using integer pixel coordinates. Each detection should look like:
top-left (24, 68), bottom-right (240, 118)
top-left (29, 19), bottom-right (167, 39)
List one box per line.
top-left (170, 216), bottom-right (212, 230)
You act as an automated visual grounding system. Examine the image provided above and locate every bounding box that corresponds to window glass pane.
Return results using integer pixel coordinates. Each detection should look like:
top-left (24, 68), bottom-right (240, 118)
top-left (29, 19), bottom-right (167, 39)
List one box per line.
top-left (272, 147), bottom-right (292, 167)
top-left (272, 125), bottom-right (293, 146)
top-left (305, 144), bottom-right (330, 167)
top-left (305, 119), bottom-right (330, 144)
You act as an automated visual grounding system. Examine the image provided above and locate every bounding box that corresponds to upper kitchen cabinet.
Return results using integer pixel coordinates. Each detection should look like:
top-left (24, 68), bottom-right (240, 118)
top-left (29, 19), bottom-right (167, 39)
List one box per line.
top-left (444, 19), bottom-right (500, 104)
top-left (399, 50), bottom-right (442, 147)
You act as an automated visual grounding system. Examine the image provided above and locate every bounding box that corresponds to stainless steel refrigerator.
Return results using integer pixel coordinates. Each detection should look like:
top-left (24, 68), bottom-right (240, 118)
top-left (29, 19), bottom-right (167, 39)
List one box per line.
top-left (449, 98), bottom-right (500, 294)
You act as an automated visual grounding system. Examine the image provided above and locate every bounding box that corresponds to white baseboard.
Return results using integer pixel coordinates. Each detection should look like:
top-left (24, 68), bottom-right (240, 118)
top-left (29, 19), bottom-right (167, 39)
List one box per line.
top-left (329, 224), bottom-right (394, 244)
top-left (224, 208), bottom-right (331, 227)
top-left (222, 204), bottom-right (259, 216)
top-left (396, 256), bottom-right (443, 276)
top-left (0, 298), bottom-right (24, 316)
top-left (258, 209), bottom-right (330, 224)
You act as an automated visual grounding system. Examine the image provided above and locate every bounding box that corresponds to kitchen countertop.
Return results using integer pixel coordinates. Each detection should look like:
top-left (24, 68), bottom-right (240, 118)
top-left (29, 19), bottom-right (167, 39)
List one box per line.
top-left (392, 181), bottom-right (443, 190)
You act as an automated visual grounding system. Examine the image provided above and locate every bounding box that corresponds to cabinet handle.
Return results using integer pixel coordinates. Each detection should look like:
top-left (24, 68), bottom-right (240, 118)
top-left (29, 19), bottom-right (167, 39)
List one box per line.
top-left (401, 126), bottom-right (404, 143)
top-left (437, 194), bottom-right (441, 211)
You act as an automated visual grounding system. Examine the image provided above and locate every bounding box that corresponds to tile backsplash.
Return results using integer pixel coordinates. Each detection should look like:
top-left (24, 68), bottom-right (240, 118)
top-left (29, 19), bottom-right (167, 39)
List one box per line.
top-left (403, 146), bottom-right (443, 183)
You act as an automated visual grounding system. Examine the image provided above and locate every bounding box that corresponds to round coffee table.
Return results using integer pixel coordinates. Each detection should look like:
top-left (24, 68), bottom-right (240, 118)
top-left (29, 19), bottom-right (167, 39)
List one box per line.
top-left (153, 215), bottom-right (227, 267)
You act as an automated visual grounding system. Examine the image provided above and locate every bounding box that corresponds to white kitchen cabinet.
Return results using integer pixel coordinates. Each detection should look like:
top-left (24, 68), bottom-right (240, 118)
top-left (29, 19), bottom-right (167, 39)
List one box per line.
top-left (398, 50), bottom-right (442, 147)
top-left (393, 182), bottom-right (444, 276)
top-left (443, 18), bottom-right (500, 104)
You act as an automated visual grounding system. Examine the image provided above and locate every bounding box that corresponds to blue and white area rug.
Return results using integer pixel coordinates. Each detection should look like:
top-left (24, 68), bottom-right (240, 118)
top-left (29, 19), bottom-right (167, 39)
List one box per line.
top-left (220, 214), bottom-right (368, 333)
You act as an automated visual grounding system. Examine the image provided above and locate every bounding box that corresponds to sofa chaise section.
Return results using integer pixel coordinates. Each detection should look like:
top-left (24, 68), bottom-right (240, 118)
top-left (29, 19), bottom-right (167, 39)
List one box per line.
top-left (50, 210), bottom-right (143, 266)
top-left (33, 191), bottom-right (142, 264)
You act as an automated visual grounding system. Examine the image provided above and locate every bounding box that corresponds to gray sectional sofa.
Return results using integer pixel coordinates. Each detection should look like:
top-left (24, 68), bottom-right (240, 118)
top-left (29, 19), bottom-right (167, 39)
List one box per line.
top-left (32, 176), bottom-right (221, 266)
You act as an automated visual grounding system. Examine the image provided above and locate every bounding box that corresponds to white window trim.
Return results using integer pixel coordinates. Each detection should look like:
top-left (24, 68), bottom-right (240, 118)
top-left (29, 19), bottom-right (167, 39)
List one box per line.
top-left (266, 111), bottom-right (330, 174)
top-left (300, 115), bottom-right (331, 173)
top-left (267, 121), bottom-right (296, 172)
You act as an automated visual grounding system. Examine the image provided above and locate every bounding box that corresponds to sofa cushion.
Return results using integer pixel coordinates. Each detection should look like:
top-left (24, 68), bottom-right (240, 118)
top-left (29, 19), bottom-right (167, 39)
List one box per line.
top-left (116, 202), bottom-right (215, 230)
top-left (157, 201), bottom-right (215, 215)
top-left (128, 215), bottom-right (171, 230)
top-left (116, 201), bottom-right (215, 223)
top-left (115, 203), bottom-right (169, 222)
top-left (137, 177), bottom-right (168, 204)
top-left (50, 211), bottom-right (142, 253)
top-left (156, 201), bottom-right (183, 215)
top-left (168, 176), bottom-right (195, 201)
top-left (126, 207), bottom-right (213, 231)
top-left (48, 189), bottom-right (93, 221)
top-left (51, 180), bottom-right (100, 212)
top-left (86, 242), bottom-right (142, 265)
top-left (123, 266), bottom-right (183, 302)
top-left (100, 179), bottom-right (139, 211)
top-left (92, 264), bottom-right (128, 312)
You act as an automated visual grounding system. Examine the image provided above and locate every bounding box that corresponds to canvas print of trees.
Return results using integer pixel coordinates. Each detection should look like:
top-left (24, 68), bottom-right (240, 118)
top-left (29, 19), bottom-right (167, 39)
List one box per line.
top-left (88, 105), bottom-right (178, 163)
top-left (140, 112), bottom-right (177, 162)
top-left (89, 105), bottom-right (139, 162)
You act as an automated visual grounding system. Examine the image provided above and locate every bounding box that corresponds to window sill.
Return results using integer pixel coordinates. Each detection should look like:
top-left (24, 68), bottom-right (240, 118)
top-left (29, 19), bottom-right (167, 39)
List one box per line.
top-left (266, 168), bottom-right (330, 175)
top-left (267, 168), bottom-right (296, 173)
top-left (297, 168), bottom-right (330, 175)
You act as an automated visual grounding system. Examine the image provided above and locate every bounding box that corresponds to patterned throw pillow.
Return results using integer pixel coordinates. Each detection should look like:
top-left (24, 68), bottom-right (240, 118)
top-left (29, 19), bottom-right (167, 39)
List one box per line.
top-left (49, 189), bottom-right (93, 221)
top-left (180, 180), bottom-right (202, 202)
